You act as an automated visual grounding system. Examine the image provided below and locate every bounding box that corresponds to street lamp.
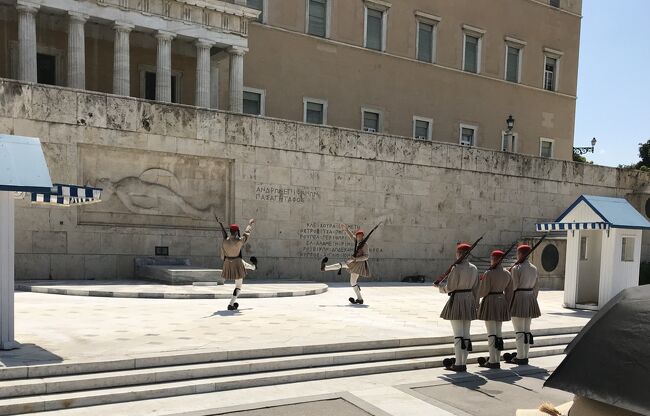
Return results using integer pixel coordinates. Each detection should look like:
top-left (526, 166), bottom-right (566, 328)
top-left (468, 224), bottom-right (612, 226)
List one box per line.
top-left (504, 115), bottom-right (515, 152)
top-left (573, 137), bottom-right (597, 155)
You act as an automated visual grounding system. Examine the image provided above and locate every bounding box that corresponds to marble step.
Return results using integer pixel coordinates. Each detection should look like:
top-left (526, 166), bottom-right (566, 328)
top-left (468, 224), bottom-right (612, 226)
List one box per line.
top-left (0, 325), bottom-right (582, 382)
top-left (0, 344), bottom-right (569, 416)
top-left (0, 333), bottom-right (575, 399)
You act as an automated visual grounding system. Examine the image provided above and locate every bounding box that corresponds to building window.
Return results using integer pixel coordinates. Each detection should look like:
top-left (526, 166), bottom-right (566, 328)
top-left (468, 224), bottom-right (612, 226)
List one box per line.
top-left (307, 0), bottom-right (328, 37)
top-left (540, 138), bottom-right (554, 158)
top-left (580, 236), bottom-right (588, 260)
top-left (417, 21), bottom-right (434, 63)
top-left (505, 45), bottom-right (521, 83)
top-left (303, 98), bottom-right (327, 125)
top-left (549, 0), bottom-right (560, 7)
top-left (247, 0), bottom-right (264, 22)
top-left (37, 53), bottom-right (57, 85)
top-left (413, 116), bottom-right (432, 140)
top-left (463, 33), bottom-right (481, 73)
top-left (501, 131), bottom-right (518, 152)
top-left (365, 7), bottom-right (385, 51)
top-left (144, 71), bottom-right (180, 103)
top-left (621, 237), bottom-right (635, 262)
top-left (362, 109), bottom-right (381, 132)
top-left (544, 56), bottom-right (558, 91)
top-left (459, 124), bottom-right (477, 146)
top-left (243, 88), bottom-right (265, 115)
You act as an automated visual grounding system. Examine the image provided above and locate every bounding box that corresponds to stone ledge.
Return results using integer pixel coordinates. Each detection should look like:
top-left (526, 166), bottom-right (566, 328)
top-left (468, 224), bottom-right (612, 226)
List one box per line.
top-left (14, 280), bottom-right (329, 299)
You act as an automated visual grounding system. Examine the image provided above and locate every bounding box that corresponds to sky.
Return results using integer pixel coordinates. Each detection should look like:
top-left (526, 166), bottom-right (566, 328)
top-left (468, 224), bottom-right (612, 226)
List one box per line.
top-left (573, 1), bottom-right (650, 167)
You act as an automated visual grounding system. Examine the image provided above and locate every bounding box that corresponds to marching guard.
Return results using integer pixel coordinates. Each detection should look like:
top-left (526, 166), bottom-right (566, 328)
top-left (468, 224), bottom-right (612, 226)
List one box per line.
top-left (321, 223), bottom-right (374, 305)
top-left (504, 244), bottom-right (541, 365)
top-left (477, 249), bottom-right (513, 369)
top-left (219, 218), bottom-right (256, 311)
top-left (436, 242), bottom-right (480, 372)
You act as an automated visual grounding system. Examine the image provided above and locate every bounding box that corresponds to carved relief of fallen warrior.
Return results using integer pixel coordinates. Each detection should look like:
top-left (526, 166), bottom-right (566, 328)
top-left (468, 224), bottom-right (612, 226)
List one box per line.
top-left (96, 169), bottom-right (219, 219)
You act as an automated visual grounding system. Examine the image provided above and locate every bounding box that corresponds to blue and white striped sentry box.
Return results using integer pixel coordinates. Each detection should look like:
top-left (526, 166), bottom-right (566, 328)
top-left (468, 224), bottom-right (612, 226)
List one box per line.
top-left (31, 184), bottom-right (102, 206)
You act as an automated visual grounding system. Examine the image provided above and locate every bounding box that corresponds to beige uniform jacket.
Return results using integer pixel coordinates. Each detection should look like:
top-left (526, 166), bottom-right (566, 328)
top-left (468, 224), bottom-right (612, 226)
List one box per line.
top-left (220, 223), bottom-right (253, 280)
top-left (505, 260), bottom-right (541, 318)
top-left (344, 228), bottom-right (370, 277)
top-left (439, 260), bottom-right (479, 321)
top-left (478, 268), bottom-right (512, 321)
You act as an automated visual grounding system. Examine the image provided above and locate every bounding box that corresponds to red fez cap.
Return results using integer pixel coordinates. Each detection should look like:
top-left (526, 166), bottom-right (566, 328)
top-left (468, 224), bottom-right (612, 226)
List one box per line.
top-left (491, 250), bottom-right (505, 257)
top-left (355, 229), bottom-right (365, 236)
top-left (457, 243), bottom-right (471, 251)
top-left (517, 244), bottom-right (531, 253)
top-left (229, 224), bottom-right (240, 232)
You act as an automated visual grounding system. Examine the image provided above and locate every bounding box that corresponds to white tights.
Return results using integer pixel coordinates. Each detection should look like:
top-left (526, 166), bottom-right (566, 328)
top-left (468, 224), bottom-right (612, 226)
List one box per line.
top-left (485, 321), bottom-right (503, 364)
top-left (512, 317), bottom-right (532, 359)
top-left (450, 320), bottom-right (472, 365)
top-left (324, 263), bottom-right (362, 301)
top-left (229, 278), bottom-right (243, 306)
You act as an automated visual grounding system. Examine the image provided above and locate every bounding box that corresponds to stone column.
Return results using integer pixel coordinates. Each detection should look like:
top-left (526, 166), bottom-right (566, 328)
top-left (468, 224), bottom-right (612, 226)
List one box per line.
top-left (112, 22), bottom-right (133, 96)
top-left (0, 192), bottom-right (16, 350)
top-left (16, 1), bottom-right (39, 82)
top-left (155, 31), bottom-right (175, 102)
top-left (228, 46), bottom-right (247, 113)
top-left (195, 39), bottom-right (213, 108)
top-left (67, 12), bottom-right (88, 89)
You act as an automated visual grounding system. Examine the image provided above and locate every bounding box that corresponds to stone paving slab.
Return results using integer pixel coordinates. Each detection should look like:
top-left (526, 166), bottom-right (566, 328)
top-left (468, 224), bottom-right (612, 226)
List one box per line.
top-left (15, 281), bottom-right (328, 299)
top-left (2, 284), bottom-right (593, 366)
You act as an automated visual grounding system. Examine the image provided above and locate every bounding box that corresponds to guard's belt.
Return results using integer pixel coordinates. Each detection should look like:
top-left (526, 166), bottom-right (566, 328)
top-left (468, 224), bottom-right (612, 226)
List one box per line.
top-left (487, 291), bottom-right (503, 295)
top-left (514, 288), bottom-right (533, 292)
top-left (450, 289), bottom-right (473, 295)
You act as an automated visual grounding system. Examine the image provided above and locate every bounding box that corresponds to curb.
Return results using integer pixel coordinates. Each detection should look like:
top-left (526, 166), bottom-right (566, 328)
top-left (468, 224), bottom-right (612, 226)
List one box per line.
top-left (14, 284), bottom-right (329, 299)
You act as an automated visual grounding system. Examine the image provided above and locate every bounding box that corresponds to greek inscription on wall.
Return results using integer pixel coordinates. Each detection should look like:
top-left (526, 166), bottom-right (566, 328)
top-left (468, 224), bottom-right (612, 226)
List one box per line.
top-left (255, 184), bottom-right (320, 204)
top-left (297, 222), bottom-right (383, 258)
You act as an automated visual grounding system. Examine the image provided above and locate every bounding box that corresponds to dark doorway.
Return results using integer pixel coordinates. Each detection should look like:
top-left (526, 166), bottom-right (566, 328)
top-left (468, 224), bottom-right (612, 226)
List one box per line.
top-left (144, 71), bottom-right (178, 103)
top-left (37, 53), bottom-right (56, 85)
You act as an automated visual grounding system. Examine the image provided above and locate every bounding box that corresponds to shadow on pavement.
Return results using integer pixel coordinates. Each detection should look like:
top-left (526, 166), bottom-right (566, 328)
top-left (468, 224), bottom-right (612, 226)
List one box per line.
top-left (0, 343), bottom-right (64, 367)
top-left (208, 308), bottom-right (254, 317)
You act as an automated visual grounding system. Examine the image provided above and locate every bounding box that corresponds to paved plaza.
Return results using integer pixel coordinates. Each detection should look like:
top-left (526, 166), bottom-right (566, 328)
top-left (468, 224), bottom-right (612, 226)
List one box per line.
top-left (3, 283), bottom-right (592, 366)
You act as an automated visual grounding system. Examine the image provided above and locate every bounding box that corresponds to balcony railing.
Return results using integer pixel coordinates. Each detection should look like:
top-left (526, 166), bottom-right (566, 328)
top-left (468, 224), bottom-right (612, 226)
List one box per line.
top-left (96, 0), bottom-right (253, 36)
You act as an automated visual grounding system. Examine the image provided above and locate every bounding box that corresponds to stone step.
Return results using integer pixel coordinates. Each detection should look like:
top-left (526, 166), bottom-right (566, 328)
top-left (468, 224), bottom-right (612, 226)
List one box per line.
top-left (0, 333), bottom-right (575, 399)
top-left (0, 344), bottom-right (569, 416)
top-left (0, 326), bottom-right (582, 381)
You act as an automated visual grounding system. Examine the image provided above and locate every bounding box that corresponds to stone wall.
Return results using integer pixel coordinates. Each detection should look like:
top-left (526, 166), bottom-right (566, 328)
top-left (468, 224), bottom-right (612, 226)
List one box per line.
top-left (1, 78), bottom-right (650, 282)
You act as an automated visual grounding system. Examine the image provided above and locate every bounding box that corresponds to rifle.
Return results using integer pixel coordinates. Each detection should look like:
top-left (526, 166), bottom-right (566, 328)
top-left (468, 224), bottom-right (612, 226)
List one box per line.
top-left (214, 215), bottom-right (228, 239)
top-left (353, 222), bottom-right (383, 257)
top-left (434, 233), bottom-right (485, 286)
top-left (508, 234), bottom-right (547, 271)
top-left (480, 240), bottom-right (518, 280)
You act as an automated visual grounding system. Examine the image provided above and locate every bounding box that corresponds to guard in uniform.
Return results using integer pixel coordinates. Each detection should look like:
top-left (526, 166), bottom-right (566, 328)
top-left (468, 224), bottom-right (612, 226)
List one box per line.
top-left (439, 243), bottom-right (479, 372)
top-left (321, 224), bottom-right (370, 304)
top-left (477, 250), bottom-right (512, 369)
top-left (504, 244), bottom-right (541, 365)
top-left (222, 218), bottom-right (255, 311)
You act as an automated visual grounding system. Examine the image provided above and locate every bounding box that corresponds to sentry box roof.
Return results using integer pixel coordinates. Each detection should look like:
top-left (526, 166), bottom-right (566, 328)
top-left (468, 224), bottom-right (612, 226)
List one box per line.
top-left (0, 135), bottom-right (52, 193)
top-left (536, 194), bottom-right (650, 231)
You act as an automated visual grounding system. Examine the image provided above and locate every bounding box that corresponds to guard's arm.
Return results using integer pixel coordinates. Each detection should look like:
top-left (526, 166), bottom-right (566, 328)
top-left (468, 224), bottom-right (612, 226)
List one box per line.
top-left (241, 218), bottom-right (255, 243)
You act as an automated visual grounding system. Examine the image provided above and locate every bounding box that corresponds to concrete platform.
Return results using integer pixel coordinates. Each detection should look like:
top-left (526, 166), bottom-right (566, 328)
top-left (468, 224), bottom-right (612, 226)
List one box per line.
top-left (134, 257), bottom-right (226, 285)
top-left (14, 281), bottom-right (328, 299)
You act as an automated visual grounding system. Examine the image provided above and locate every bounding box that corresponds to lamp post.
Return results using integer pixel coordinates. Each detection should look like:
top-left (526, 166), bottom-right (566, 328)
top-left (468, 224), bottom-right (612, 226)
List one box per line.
top-left (504, 114), bottom-right (515, 152)
top-left (573, 137), bottom-right (597, 155)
